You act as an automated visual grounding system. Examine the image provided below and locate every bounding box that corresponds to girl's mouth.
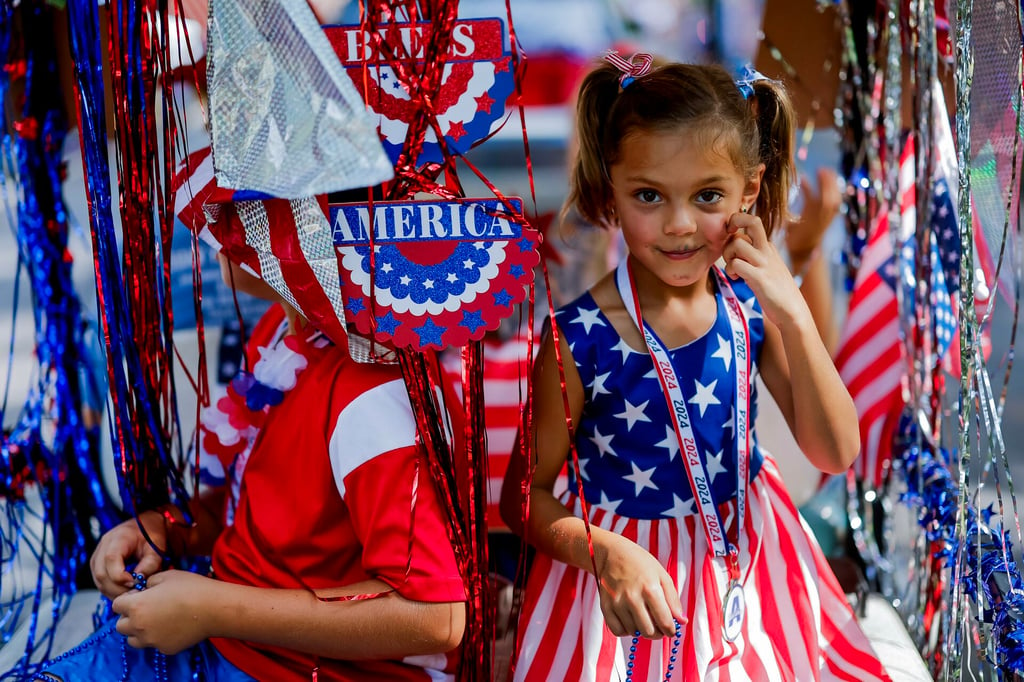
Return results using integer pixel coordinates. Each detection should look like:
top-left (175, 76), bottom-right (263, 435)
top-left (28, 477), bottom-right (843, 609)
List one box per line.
top-left (659, 246), bottom-right (701, 260)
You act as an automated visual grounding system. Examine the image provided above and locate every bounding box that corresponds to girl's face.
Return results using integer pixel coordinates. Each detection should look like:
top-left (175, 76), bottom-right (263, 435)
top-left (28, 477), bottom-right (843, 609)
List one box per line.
top-left (608, 127), bottom-right (762, 293)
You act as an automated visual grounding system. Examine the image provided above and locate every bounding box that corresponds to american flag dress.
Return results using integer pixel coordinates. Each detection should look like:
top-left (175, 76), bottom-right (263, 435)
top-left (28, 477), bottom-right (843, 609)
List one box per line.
top-left (512, 278), bottom-right (890, 682)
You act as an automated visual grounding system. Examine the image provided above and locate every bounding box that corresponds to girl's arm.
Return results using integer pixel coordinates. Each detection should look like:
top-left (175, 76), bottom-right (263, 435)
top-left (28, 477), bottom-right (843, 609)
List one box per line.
top-left (500, 325), bottom-right (683, 638)
top-left (111, 571), bottom-right (465, 658)
top-left (724, 211), bottom-right (859, 473)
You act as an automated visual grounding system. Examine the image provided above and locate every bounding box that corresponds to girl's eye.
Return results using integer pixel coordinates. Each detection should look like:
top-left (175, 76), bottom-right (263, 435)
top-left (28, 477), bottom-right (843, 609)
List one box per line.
top-left (635, 189), bottom-right (661, 204)
top-left (696, 190), bottom-right (724, 204)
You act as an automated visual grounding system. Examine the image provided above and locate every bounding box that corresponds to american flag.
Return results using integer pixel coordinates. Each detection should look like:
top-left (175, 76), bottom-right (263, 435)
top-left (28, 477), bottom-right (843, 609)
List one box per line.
top-left (836, 136), bottom-right (958, 490)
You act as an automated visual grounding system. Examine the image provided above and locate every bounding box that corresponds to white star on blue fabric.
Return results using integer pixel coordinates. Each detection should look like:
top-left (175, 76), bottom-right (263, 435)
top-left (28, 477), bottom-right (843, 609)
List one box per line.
top-left (624, 462), bottom-right (659, 496)
top-left (740, 295), bottom-right (762, 322)
top-left (664, 493), bottom-right (695, 518)
top-left (710, 333), bottom-right (732, 371)
top-left (571, 307), bottom-right (605, 334)
top-left (423, 278), bottom-right (435, 289)
top-left (655, 425), bottom-right (680, 460)
top-left (722, 408), bottom-right (735, 437)
top-left (690, 378), bottom-right (721, 417)
top-left (611, 338), bottom-right (634, 364)
top-left (615, 399), bottom-right (651, 431)
top-left (381, 262), bottom-right (393, 273)
top-left (706, 449), bottom-right (727, 483)
top-left (589, 427), bottom-right (617, 457)
top-left (591, 371), bottom-right (612, 396)
top-left (600, 491), bottom-right (623, 514)
top-left (400, 275), bottom-right (411, 286)
top-left (643, 366), bottom-right (659, 381)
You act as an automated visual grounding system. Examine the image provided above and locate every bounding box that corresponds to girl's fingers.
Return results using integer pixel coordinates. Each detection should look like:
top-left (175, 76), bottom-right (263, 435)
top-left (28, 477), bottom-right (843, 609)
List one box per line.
top-left (661, 574), bottom-right (686, 625)
top-left (645, 591), bottom-right (678, 638)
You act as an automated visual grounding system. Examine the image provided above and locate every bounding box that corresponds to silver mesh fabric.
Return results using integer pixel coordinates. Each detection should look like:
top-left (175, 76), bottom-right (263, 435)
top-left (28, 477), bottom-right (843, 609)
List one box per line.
top-left (207, 0), bottom-right (394, 198)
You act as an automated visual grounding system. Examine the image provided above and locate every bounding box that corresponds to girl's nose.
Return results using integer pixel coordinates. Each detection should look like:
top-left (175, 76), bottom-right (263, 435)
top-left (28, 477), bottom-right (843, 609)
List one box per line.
top-left (664, 207), bottom-right (697, 236)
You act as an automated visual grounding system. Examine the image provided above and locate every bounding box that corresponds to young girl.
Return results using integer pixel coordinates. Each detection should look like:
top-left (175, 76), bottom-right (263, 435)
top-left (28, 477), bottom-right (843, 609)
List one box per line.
top-left (501, 54), bottom-right (890, 681)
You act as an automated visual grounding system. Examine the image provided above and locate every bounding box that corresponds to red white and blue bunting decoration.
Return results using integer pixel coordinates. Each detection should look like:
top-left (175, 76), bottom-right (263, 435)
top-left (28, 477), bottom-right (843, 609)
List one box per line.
top-left (325, 18), bottom-right (516, 166)
top-left (332, 197), bottom-right (540, 350)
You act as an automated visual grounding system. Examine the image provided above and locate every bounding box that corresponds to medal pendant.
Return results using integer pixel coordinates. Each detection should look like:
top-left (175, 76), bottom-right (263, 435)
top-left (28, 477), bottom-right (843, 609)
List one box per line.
top-left (722, 582), bottom-right (745, 642)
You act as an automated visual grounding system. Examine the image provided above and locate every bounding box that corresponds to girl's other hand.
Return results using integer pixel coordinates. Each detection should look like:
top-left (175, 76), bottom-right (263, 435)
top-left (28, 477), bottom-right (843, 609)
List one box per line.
top-left (90, 511), bottom-right (168, 600)
top-left (722, 212), bottom-right (808, 331)
top-left (112, 569), bottom-right (216, 654)
top-left (595, 532), bottom-right (685, 639)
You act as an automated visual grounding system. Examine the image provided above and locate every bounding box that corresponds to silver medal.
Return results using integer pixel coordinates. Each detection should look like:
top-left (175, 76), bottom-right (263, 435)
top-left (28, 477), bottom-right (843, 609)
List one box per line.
top-left (722, 582), bottom-right (745, 642)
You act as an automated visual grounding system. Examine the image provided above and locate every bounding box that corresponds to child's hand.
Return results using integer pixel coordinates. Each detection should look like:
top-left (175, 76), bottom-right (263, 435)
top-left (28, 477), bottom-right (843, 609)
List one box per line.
top-left (112, 569), bottom-right (215, 654)
top-left (595, 532), bottom-right (685, 639)
top-left (90, 511), bottom-right (168, 600)
top-left (722, 212), bottom-right (808, 330)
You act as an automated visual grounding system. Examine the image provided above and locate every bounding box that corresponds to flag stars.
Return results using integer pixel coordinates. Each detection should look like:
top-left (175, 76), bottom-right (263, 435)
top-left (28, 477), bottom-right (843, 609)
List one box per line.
top-left (447, 273), bottom-right (459, 283)
top-left (710, 334), bottom-right (732, 371)
top-left (463, 258), bottom-right (475, 269)
top-left (655, 425), bottom-right (680, 460)
top-left (591, 371), bottom-right (612, 396)
top-left (664, 493), bottom-right (695, 518)
top-left (740, 296), bottom-right (762, 322)
top-left (571, 307), bottom-right (605, 334)
top-left (589, 427), bottom-right (616, 458)
top-left (624, 462), bottom-right (659, 497)
top-left (400, 275), bottom-right (412, 286)
top-left (611, 338), bottom-right (634, 365)
top-left (690, 378), bottom-right (721, 417)
top-left (600, 491), bottom-right (623, 514)
top-left (423, 278), bottom-right (435, 289)
top-left (706, 449), bottom-right (727, 483)
top-left (381, 262), bottom-right (393, 273)
top-left (615, 399), bottom-right (651, 431)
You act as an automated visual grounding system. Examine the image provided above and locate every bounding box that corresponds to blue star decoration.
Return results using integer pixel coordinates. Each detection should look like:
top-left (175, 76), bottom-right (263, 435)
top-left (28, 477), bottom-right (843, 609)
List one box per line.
top-left (375, 311), bottom-right (400, 336)
top-left (461, 309), bottom-right (486, 334)
top-left (517, 237), bottom-right (535, 252)
top-left (493, 288), bottom-right (513, 307)
top-left (346, 297), bottom-right (366, 315)
top-left (509, 264), bottom-right (525, 279)
top-left (414, 318), bottom-right (446, 347)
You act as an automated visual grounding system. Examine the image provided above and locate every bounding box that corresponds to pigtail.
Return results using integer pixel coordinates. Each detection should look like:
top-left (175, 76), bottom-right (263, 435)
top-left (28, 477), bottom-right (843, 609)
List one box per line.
top-left (563, 63), bottom-right (622, 230)
top-left (748, 79), bottom-right (796, 236)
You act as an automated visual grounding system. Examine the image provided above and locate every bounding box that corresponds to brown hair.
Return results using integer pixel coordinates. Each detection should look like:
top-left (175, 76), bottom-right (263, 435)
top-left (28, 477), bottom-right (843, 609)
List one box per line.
top-left (565, 59), bottom-right (795, 237)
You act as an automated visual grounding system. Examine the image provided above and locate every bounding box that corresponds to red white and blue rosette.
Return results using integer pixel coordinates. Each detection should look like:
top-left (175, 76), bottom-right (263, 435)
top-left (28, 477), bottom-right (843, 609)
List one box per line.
top-left (331, 198), bottom-right (539, 350)
top-left (324, 18), bottom-right (516, 165)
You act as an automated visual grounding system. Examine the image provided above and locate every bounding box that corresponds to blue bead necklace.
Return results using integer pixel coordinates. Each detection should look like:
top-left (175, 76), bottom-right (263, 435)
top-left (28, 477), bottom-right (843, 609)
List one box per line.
top-left (625, 619), bottom-right (683, 681)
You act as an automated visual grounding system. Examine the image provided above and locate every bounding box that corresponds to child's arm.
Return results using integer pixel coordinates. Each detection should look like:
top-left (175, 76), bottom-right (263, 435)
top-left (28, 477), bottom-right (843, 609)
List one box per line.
top-left (90, 486), bottom-right (227, 599)
top-left (500, 326), bottom-right (684, 639)
top-left (723, 212), bottom-right (859, 473)
top-left (109, 571), bottom-right (464, 658)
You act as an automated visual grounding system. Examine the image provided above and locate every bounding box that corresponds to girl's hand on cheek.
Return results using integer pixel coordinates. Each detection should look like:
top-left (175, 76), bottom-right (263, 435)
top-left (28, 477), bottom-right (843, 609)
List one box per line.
top-left (722, 212), bottom-right (805, 328)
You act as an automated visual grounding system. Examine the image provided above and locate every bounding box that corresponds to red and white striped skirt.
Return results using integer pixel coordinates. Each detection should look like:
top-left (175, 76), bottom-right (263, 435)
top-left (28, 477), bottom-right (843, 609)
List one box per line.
top-left (511, 457), bottom-right (891, 681)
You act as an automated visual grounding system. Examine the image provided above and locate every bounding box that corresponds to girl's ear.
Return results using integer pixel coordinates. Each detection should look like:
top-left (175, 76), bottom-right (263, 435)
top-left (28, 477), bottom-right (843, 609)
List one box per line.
top-left (742, 163), bottom-right (766, 209)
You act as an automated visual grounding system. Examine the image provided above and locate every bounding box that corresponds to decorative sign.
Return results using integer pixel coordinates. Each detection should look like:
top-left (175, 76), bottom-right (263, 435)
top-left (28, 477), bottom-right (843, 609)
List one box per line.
top-left (330, 198), bottom-right (539, 350)
top-left (324, 19), bottom-right (515, 165)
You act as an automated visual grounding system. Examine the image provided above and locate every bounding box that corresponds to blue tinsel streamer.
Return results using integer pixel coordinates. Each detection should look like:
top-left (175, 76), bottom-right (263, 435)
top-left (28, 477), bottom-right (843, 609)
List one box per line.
top-left (0, 1), bottom-right (121, 678)
top-left (897, 417), bottom-right (1024, 676)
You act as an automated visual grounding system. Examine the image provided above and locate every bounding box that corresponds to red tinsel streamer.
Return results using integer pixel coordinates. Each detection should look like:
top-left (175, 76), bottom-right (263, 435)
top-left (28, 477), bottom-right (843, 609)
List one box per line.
top-left (105, 0), bottom-right (180, 507)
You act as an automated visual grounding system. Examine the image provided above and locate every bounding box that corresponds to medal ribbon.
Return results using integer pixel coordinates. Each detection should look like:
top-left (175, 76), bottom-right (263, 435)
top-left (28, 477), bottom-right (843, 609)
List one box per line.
top-left (615, 259), bottom-right (751, 583)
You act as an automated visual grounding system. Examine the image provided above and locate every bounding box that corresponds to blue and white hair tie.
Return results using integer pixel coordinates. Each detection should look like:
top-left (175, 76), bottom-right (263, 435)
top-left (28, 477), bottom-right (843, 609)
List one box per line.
top-left (735, 64), bottom-right (773, 99)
